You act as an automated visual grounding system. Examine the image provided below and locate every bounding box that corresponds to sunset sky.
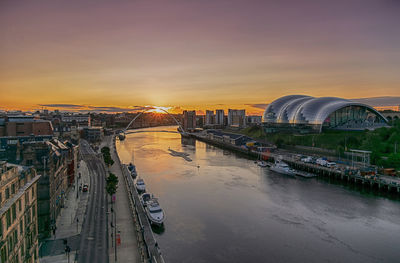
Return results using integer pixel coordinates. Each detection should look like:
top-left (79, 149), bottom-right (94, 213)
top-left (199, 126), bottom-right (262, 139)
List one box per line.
top-left (1, 0), bottom-right (400, 115)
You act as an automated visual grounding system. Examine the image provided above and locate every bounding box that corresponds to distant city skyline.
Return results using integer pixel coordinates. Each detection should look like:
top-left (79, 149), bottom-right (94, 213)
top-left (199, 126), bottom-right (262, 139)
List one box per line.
top-left (1, 0), bottom-right (400, 114)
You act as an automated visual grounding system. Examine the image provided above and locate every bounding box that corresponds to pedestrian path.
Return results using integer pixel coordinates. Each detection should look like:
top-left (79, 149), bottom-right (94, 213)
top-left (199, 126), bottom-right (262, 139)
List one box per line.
top-left (39, 160), bottom-right (91, 262)
top-left (106, 136), bottom-right (141, 263)
top-left (55, 160), bottom-right (90, 239)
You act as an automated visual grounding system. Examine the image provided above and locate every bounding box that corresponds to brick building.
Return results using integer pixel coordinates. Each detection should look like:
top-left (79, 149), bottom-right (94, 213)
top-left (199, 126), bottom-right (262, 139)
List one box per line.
top-left (0, 116), bottom-right (53, 137)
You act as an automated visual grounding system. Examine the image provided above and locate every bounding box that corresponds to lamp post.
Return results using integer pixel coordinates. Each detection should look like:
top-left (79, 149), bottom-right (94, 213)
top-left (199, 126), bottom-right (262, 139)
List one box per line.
top-left (76, 172), bottom-right (80, 199)
top-left (113, 194), bottom-right (117, 262)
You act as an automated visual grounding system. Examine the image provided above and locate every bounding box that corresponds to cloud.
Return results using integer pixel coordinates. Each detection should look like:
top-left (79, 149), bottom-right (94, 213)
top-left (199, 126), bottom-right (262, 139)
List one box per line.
top-left (38, 104), bottom-right (155, 113)
top-left (246, 103), bottom-right (268, 109)
top-left (39, 104), bottom-right (84, 109)
top-left (88, 106), bottom-right (152, 112)
top-left (351, 97), bottom-right (400, 107)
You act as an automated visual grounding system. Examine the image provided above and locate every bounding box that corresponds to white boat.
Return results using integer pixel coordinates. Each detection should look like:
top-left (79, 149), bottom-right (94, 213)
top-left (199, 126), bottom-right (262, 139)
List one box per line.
top-left (145, 198), bottom-right (165, 226)
top-left (257, 161), bottom-right (269, 167)
top-left (140, 193), bottom-right (152, 207)
top-left (270, 160), bottom-right (295, 176)
top-left (135, 178), bottom-right (146, 193)
top-left (256, 151), bottom-right (270, 167)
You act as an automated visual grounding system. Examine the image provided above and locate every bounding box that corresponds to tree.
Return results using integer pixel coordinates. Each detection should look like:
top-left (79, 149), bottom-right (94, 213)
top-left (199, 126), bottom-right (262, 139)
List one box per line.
top-left (101, 146), bottom-right (114, 166)
top-left (106, 173), bottom-right (119, 196)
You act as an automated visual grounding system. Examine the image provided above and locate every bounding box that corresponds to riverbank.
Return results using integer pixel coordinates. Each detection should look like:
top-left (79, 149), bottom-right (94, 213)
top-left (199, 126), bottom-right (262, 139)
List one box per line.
top-left (188, 132), bottom-right (400, 195)
top-left (240, 123), bottom-right (400, 170)
top-left (110, 135), bottom-right (165, 263)
top-left (105, 135), bottom-right (141, 263)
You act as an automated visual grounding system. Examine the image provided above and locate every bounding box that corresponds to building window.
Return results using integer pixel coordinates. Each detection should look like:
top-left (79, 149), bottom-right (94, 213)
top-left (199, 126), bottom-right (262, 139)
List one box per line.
top-left (18, 199), bottom-right (22, 212)
top-left (8, 236), bottom-right (12, 253)
top-left (20, 220), bottom-right (23, 236)
top-left (26, 208), bottom-right (31, 225)
top-left (11, 204), bottom-right (16, 221)
top-left (5, 188), bottom-right (9, 199)
top-left (11, 184), bottom-right (15, 195)
top-left (13, 230), bottom-right (17, 247)
top-left (6, 210), bottom-right (11, 228)
top-left (1, 246), bottom-right (7, 262)
top-left (32, 186), bottom-right (35, 199)
top-left (20, 242), bottom-right (24, 258)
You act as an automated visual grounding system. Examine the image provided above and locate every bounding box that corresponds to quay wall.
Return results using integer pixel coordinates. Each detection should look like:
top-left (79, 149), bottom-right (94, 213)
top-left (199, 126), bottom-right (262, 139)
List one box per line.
top-left (189, 133), bottom-right (400, 195)
top-left (112, 135), bottom-right (165, 263)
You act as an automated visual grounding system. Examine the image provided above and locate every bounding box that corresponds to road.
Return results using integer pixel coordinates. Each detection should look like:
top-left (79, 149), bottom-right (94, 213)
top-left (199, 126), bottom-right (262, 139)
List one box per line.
top-left (78, 140), bottom-right (108, 263)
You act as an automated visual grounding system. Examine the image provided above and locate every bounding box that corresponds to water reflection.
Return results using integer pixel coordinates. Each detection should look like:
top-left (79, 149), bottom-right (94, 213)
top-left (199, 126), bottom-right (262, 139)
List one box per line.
top-left (181, 136), bottom-right (196, 146)
top-left (117, 126), bottom-right (400, 263)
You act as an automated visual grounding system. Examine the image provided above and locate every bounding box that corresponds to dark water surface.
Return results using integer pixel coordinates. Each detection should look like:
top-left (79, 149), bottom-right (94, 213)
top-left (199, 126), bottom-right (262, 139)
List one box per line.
top-left (117, 126), bottom-right (400, 263)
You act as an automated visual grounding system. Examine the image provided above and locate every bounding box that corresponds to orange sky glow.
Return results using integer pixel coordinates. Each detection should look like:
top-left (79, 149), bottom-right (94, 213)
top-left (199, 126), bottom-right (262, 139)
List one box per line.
top-left (1, 1), bottom-right (400, 115)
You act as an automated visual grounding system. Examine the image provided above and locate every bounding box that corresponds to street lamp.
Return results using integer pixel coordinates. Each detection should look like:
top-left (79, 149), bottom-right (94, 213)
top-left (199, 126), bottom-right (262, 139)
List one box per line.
top-left (76, 172), bottom-right (81, 199)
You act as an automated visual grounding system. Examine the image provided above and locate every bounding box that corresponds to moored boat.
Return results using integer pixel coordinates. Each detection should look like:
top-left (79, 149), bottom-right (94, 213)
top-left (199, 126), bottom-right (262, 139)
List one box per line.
top-left (128, 163), bottom-right (137, 178)
top-left (257, 161), bottom-right (269, 167)
top-left (145, 198), bottom-right (165, 226)
top-left (135, 178), bottom-right (146, 193)
top-left (270, 160), bottom-right (295, 176)
top-left (140, 192), bottom-right (152, 207)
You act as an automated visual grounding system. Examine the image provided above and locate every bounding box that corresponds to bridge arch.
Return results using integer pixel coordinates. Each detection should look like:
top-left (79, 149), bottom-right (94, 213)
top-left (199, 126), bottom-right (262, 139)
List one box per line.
top-left (119, 107), bottom-right (185, 139)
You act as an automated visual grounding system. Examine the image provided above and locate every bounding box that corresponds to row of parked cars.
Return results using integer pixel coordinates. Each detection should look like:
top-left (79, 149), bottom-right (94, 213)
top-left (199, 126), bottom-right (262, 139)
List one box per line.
top-left (300, 156), bottom-right (337, 168)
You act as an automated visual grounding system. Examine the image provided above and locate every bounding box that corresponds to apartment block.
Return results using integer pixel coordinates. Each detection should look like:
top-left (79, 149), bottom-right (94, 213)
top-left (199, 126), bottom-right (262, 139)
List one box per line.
top-left (0, 161), bottom-right (41, 263)
top-left (228, 109), bottom-right (246, 128)
top-left (183, 111), bottom-right (196, 131)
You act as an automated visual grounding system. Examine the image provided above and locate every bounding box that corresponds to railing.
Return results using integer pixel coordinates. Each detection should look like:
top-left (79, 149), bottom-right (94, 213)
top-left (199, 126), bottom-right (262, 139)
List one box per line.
top-left (112, 135), bottom-right (165, 263)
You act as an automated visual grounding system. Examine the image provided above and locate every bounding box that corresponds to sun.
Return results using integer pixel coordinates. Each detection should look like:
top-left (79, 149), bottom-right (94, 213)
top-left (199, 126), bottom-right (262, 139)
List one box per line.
top-left (147, 106), bottom-right (172, 114)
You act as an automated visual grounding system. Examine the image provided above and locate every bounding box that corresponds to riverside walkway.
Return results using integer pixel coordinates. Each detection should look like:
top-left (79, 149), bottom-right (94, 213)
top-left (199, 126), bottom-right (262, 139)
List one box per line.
top-left (105, 136), bottom-right (141, 263)
top-left (110, 135), bottom-right (165, 263)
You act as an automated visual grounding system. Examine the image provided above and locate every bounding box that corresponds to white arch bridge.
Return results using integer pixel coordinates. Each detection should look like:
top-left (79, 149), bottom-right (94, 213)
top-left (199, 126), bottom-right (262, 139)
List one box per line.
top-left (125, 130), bottom-right (179, 134)
top-left (118, 108), bottom-right (186, 140)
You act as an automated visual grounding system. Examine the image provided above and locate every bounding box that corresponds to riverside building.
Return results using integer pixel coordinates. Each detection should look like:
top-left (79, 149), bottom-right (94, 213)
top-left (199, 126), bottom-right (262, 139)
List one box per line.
top-left (0, 161), bottom-right (41, 263)
top-left (262, 95), bottom-right (388, 133)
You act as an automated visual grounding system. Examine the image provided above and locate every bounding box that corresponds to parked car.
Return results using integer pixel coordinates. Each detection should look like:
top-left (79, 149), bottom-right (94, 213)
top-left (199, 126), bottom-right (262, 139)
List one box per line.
top-left (301, 156), bottom-right (313, 163)
top-left (82, 184), bottom-right (89, 192)
top-left (316, 158), bottom-right (328, 166)
top-left (326, 162), bottom-right (336, 168)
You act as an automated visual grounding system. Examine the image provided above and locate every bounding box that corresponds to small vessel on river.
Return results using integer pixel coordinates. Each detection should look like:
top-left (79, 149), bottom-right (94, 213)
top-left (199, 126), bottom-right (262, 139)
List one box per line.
top-left (257, 161), bottom-right (269, 167)
top-left (128, 163), bottom-right (137, 178)
top-left (146, 198), bottom-right (165, 226)
top-left (270, 160), bottom-right (295, 176)
top-left (140, 192), bottom-right (152, 207)
top-left (135, 178), bottom-right (146, 193)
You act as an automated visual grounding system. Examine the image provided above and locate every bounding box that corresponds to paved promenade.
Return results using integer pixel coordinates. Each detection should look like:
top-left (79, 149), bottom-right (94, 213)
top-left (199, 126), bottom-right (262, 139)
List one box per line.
top-left (39, 160), bottom-right (90, 262)
top-left (105, 136), bottom-right (141, 263)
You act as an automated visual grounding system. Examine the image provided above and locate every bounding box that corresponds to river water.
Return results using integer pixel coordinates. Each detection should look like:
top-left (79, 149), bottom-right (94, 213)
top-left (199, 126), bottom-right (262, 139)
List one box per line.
top-left (116, 126), bottom-right (400, 263)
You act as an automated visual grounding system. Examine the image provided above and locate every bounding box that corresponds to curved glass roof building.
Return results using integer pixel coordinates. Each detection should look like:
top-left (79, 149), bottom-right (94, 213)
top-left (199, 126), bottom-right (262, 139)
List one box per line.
top-left (262, 95), bottom-right (388, 133)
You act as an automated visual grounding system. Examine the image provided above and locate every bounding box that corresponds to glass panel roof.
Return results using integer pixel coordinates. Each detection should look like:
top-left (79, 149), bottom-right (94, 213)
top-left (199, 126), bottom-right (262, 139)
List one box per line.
top-left (263, 95), bottom-right (388, 126)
